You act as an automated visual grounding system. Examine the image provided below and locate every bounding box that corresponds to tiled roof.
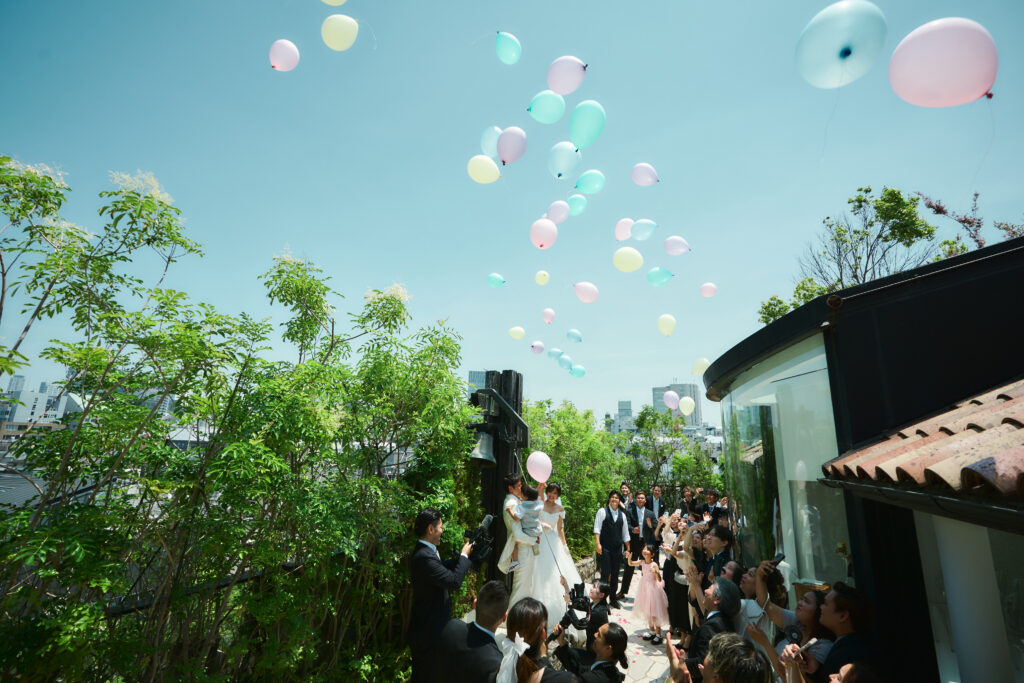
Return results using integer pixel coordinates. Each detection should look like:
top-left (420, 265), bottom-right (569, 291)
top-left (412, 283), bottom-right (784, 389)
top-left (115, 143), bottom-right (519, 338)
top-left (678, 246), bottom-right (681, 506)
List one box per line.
top-left (823, 378), bottom-right (1024, 499)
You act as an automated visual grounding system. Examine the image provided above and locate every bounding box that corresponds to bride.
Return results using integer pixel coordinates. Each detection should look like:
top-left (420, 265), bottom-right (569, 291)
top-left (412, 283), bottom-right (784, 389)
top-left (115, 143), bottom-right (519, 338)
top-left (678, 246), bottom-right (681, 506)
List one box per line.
top-left (508, 482), bottom-right (583, 632)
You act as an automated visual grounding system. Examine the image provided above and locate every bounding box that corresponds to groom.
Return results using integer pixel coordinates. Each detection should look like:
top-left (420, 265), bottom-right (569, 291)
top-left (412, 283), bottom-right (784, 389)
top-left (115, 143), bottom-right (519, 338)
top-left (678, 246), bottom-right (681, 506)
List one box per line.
top-left (497, 473), bottom-right (537, 587)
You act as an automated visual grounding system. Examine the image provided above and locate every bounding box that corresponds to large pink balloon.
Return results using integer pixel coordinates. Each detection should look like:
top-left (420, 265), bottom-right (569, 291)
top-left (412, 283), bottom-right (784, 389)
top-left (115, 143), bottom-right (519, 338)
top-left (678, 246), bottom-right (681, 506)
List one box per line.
top-left (530, 218), bottom-right (558, 249)
top-left (889, 18), bottom-right (997, 108)
top-left (547, 200), bottom-right (570, 224)
top-left (663, 390), bottom-right (680, 410)
top-left (531, 341), bottom-right (545, 354)
top-left (497, 127), bottom-right (528, 164)
top-left (542, 307), bottom-right (555, 324)
top-left (547, 56), bottom-right (587, 95)
top-left (664, 235), bottom-right (691, 256)
top-left (614, 218), bottom-right (633, 241)
top-left (526, 450), bottom-right (552, 482)
top-left (574, 282), bottom-right (599, 303)
top-left (631, 163), bottom-right (659, 186)
top-left (269, 39), bottom-right (300, 71)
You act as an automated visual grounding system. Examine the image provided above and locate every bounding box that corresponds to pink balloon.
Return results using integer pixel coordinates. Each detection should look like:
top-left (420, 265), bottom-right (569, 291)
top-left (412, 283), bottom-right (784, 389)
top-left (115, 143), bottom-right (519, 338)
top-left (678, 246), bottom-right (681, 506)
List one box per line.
top-left (269, 39), bottom-right (300, 71)
top-left (663, 390), bottom-right (680, 410)
top-left (531, 341), bottom-right (545, 354)
top-left (700, 282), bottom-right (718, 298)
top-left (526, 450), bottom-right (552, 482)
top-left (614, 218), bottom-right (633, 241)
top-left (530, 218), bottom-right (558, 249)
top-left (574, 282), bottom-right (599, 303)
top-left (547, 200), bottom-right (570, 224)
top-left (664, 235), bottom-right (691, 256)
top-left (542, 307), bottom-right (556, 324)
top-left (547, 56), bottom-right (587, 95)
top-left (631, 163), bottom-right (659, 186)
top-left (497, 126), bottom-right (528, 164)
top-left (889, 18), bottom-right (997, 108)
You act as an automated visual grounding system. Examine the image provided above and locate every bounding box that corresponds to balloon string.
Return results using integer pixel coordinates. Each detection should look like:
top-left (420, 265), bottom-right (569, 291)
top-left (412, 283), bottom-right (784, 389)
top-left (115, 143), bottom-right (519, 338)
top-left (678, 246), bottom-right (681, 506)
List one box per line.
top-left (469, 31), bottom-right (493, 47)
top-left (361, 19), bottom-right (379, 51)
top-left (819, 63), bottom-right (844, 168)
top-left (969, 96), bottom-right (995, 193)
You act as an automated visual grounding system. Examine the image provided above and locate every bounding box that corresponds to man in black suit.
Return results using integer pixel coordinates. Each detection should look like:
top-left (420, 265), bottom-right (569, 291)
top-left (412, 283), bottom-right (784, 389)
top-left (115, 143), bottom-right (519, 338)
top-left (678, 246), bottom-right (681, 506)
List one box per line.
top-left (685, 577), bottom-right (741, 683)
top-left (780, 581), bottom-right (874, 682)
top-left (649, 484), bottom-right (669, 522)
top-left (407, 507), bottom-right (474, 683)
top-left (619, 491), bottom-right (656, 598)
top-left (436, 580), bottom-right (510, 682)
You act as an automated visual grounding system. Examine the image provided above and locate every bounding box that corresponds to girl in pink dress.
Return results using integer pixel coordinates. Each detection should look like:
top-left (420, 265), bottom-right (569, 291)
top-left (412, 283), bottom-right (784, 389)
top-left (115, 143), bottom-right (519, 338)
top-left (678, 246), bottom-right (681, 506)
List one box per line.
top-left (628, 544), bottom-right (670, 644)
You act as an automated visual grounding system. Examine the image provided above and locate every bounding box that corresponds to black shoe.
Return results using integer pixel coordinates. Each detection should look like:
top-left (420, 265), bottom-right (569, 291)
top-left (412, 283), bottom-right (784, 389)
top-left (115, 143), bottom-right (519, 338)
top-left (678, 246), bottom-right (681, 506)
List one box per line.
top-left (615, 591), bottom-right (626, 600)
top-left (652, 635), bottom-right (664, 645)
top-left (642, 632), bottom-right (655, 641)
top-left (610, 600), bottom-right (622, 609)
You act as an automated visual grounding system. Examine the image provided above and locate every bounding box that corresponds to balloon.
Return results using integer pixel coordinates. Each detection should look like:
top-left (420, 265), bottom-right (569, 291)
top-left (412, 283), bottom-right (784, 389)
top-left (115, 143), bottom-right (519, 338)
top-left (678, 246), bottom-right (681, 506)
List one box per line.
top-left (487, 273), bottom-right (506, 288)
top-left (692, 357), bottom-right (711, 375)
top-left (495, 32), bottom-right (522, 65)
top-left (526, 450), bottom-right (552, 482)
top-left (613, 247), bottom-right (644, 273)
top-left (796, 0), bottom-right (887, 89)
top-left (567, 194), bottom-right (587, 216)
top-left (531, 341), bottom-right (545, 354)
top-left (322, 0), bottom-right (347, 4)
top-left (646, 267), bottom-right (674, 287)
top-left (575, 169), bottom-right (606, 195)
top-left (542, 308), bottom-right (555, 324)
top-left (557, 354), bottom-right (573, 370)
top-left (548, 347), bottom-right (563, 359)
top-left (497, 127), bottom-right (527, 165)
top-left (889, 18), bottom-right (998, 108)
top-left (679, 396), bottom-right (696, 417)
top-left (615, 218), bottom-right (633, 241)
top-left (700, 282), bottom-right (718, 298)
top-left (568, 100), bottom-right (606, 150)
top-left (269, 39), bottom-right (300, 71)
top-left (321, 14), bottom-right (359, 51)
top-left (566, 329), bottom-right (582, 343)
top-left (535, 270), bottom-right (550, 285)
top-left (509, 326), bottom-right (525, 340)
top-left (574, 282), bottom-right (599, 303)
top-left (664, 235), bottom-right (691, 256)
top-left (632, 219), bottom-right (657, 241)
top-left (631, 162), bottom-right (659, 186)
top-left (547, 55), bottom-right (587, 95)
top-left (663, 390), bottom-right (680, 410)
top-left (548, 141), bottom-right (582, 179)
top-left (528, 90), bottom-right (566, 124)
top-left (547, 200), bottom-right (570, 224)
top-left (480, 126), bottom-right (502, 158)
top-left (569, 365), bottom-right (586, 378)
top-left (530, 218), bottom-right (558, 249)
top-left (657, 313), bottom-right (676, 336)
top-left (467, 155), bottom-right (501, 184)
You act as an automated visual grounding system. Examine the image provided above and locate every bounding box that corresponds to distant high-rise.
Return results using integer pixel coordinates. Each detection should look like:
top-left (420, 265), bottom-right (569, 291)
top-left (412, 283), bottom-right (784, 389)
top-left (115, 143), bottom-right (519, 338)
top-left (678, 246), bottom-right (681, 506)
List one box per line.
top-left (7, 375), bottom-right (25, 393)
top-left (652, 383), bottom-right (702, 426)
top-left (617, 400), bottom-right (631, 418)
top-left (610, 400), bottom-right (635, 434)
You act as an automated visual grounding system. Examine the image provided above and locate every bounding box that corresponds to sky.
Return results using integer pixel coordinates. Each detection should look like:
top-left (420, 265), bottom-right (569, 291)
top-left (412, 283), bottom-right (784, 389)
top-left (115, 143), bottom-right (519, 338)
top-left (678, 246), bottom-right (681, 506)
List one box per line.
top-left (3, 0), bottom-right (1023, 428)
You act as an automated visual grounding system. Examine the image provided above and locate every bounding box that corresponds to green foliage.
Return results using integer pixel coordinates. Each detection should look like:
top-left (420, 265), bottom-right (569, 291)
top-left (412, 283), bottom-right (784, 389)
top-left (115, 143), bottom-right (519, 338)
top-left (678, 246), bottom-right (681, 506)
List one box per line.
top-left (0, 158), bottom-right (479, 680)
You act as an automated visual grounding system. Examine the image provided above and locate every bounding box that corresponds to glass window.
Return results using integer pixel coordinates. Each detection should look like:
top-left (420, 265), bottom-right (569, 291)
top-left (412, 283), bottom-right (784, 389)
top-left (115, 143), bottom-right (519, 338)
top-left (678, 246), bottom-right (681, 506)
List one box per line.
top-left (989, 527), bottom-right (1024, 681)
top-left (719, 333), bottom-right (852, 599)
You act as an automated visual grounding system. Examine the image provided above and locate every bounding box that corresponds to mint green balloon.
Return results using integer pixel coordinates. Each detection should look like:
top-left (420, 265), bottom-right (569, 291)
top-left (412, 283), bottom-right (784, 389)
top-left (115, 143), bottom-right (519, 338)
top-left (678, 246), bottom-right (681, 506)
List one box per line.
top-left (569, 364), bottom-right (586, 378)
top-left (568, 194), bottom-right (587, 216)
top-left (575, 169), bottom-right (606, 195)
top-left (528, 90), bottom-right (566, 124)
top-left (646, 267), bottom-right (674, 287)
top-left (495, 32), bottom-right (522, 65)
top-left (568, 100), bottom-right (606, 150)
top-left (487, 273), bottom-right (506, 288)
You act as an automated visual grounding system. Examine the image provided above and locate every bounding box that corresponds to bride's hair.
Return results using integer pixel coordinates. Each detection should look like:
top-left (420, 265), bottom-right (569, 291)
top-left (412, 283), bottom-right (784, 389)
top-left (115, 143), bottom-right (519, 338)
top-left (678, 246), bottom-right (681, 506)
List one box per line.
top-left (506, 598), bottom-right (548, 683)
top-left (545, 482), bottom-right (562, 497)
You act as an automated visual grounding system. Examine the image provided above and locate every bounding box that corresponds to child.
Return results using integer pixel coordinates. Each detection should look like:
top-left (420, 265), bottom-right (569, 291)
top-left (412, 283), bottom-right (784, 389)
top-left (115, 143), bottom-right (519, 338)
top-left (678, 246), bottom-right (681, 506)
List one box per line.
top-left (507, 484), bottom-right (545, 572)
top-left (628, 543), bottom-right (670, 644)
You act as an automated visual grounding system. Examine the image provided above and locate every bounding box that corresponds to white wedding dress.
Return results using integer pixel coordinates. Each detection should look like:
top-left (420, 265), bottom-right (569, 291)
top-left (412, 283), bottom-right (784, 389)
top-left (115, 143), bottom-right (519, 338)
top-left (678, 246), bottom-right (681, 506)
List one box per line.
top-left (508, 508), bottom-right (583, 632)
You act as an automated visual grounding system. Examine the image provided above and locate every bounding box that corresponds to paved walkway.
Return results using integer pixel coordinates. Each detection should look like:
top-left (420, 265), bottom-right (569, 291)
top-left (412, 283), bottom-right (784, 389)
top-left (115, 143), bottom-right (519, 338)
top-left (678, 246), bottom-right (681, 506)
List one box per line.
top-left (606, 576), bottom-right (672, 682)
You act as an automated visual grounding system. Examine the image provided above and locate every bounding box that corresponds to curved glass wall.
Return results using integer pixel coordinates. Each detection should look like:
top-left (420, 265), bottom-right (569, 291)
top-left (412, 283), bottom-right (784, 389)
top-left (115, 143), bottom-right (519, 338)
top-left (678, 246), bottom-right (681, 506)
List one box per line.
top-left (719, 334), bottom-right (851, 600)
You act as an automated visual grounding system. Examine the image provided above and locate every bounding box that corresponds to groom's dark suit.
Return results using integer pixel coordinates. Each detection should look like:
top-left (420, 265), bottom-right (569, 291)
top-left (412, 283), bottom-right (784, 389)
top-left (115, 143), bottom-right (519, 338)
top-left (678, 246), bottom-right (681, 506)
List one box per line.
top-left (408, 540), bottom-right (472, 683)
top-left (436, 618), bottom-right (502, 682)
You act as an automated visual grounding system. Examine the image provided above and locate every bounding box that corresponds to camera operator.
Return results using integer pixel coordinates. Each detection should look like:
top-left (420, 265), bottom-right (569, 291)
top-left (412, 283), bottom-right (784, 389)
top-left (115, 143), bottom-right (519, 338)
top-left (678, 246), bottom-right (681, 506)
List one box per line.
top-left (554, 579), bottom-right (611, 666)
top-left (553, 621), bottom-right (629, 682)
top-left (407, 507), bottom-right (475, 683)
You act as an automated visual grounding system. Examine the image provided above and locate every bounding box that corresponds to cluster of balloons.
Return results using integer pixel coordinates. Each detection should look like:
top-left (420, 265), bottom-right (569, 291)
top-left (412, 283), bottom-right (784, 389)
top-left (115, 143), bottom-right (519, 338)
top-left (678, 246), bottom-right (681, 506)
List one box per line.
top-left (797, 1), bottom-right (998, 108)
top-left (661, 391), bottom-right (696, 417)
top-left (268, 1), bottom-right (360, 72)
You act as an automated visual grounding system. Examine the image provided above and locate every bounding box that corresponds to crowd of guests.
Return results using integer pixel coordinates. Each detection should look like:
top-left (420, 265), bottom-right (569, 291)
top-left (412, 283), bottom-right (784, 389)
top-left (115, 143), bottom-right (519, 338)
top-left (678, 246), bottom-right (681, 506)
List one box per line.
top-left (408, 481), bottom-right (885, 683)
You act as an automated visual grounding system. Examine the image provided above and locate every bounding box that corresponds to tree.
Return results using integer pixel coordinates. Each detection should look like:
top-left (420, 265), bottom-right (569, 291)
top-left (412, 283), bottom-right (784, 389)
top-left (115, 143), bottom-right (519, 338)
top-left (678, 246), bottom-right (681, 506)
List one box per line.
top-left (917, 191), bottom-right (1024, 261)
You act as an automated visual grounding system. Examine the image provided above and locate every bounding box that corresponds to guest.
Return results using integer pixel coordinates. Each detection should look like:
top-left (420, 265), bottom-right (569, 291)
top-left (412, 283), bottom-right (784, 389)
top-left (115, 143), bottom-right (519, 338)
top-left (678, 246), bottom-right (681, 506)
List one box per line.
top-left (684, 578), bottom-right (742, 683)
top-left (828, 662), bottom-right (885, 683)
top-left (554, 621), bottom-right (628, 683)
top-left (703, 526), bottom-right (734, 586)
top-left (681, 486), bottom-right (698, 517)
top-left (778, 583), bottom-right (873, 682)
top-left (656, 512), bottom-right (690, 641)
top-left (498, 598), bottom-right (577, 682)
top-left (649, 484), bottom-right (668, 520)
top-left (566, 580), bottom-right (611, 666)
top-left (593, 491), bottom-right (630, 608)
top-left (667, 632), bottom-right (773, 683)
top-left (437, 580), bottom-right (510, 682)
top-left (735, 564), bottom-right (786, 646)
top-left (619, 491), bottom-right (655, 598)
top-left (618, 482), bottom-right (634, 510)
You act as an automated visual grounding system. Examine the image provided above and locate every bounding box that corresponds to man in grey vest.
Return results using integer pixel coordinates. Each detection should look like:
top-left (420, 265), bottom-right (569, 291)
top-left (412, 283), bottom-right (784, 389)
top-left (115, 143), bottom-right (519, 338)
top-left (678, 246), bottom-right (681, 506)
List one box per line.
top-left (593, 490), bottom-right (630, 609)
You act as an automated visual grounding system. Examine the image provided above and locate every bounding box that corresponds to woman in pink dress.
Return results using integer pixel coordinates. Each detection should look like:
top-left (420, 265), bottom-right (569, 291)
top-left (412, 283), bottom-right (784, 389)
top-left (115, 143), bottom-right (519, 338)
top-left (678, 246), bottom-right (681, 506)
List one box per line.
top-left (627, 544), bottom-right (670, 644)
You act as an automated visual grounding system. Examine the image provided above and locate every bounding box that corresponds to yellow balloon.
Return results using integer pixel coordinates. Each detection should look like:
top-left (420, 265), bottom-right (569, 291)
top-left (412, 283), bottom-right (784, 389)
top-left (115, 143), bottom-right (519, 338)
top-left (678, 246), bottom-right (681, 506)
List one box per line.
top-left (679, 396), bottom-right (696, 416)
top-left (692, 357), bottom-right (711, 375)
top-left (321, 14), bottom-right (359, 51)
top-left (657, 313), bottom-right (676, 336)
top-left (613, 247), bottom-right (644, 273)
top-left (508, 326), bottom-right (525, 340)
top-left (467, 155), bottom-right (501, 184)
top-left (535, 270), bottom-right (550, 285)
top-left (322, 0), bottom-right (347, 4)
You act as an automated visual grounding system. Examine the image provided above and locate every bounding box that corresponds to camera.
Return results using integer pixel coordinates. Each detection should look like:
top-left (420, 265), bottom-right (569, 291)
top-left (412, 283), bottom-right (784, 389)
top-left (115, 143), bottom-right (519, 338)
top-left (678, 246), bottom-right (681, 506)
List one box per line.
top-left (546, 582), bottom-right (592, 643)
top-left (465, 514), bottom-right (494, 567)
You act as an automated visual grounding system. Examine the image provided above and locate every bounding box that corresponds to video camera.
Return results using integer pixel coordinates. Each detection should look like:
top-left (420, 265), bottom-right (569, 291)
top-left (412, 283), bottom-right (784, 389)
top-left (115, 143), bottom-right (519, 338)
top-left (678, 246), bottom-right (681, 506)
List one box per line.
top-left (546, 582), bottom-right (592, 643)
top-left (465, 514), bottom-right (494, 567)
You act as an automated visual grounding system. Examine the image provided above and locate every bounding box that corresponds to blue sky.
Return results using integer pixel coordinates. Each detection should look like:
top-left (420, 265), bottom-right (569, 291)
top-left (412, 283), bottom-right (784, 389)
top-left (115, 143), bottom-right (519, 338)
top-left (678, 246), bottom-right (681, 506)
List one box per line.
top-left (3, 0), bottom-right (1023, 427)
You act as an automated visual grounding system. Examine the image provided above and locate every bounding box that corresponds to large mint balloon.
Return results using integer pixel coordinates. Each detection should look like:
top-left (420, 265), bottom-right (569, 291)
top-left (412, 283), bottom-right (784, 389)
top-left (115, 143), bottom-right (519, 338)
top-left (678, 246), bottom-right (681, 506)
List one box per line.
top-left (632, 218), bottom-right (657, 241)
top-left (568, 100), bottom-right (606, 150)
top-left (495, 32), bottom-right (522, 65)
top-left (575, 169), bottom-right (605, 195)
top-left (557, 354), bottom-right (573, 370)
top-left (480, 126), bottom-right (502, 158)
top-left (796, 0), bottom-right (887, 89)
top-left (548, 141), bottom-right (582, 179)
top-left (528, 90), bottom-right (566, 124)
top-left (567, 194), bottom-right (587, 216)
top-left (569, 364), bottom-right (586, 378)
top-left (566, 329), bottom-right (583, 343)
top-left (646, 267), bottom-right (674, 287)
top-left (547, 347), bottom-right (564, 359)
